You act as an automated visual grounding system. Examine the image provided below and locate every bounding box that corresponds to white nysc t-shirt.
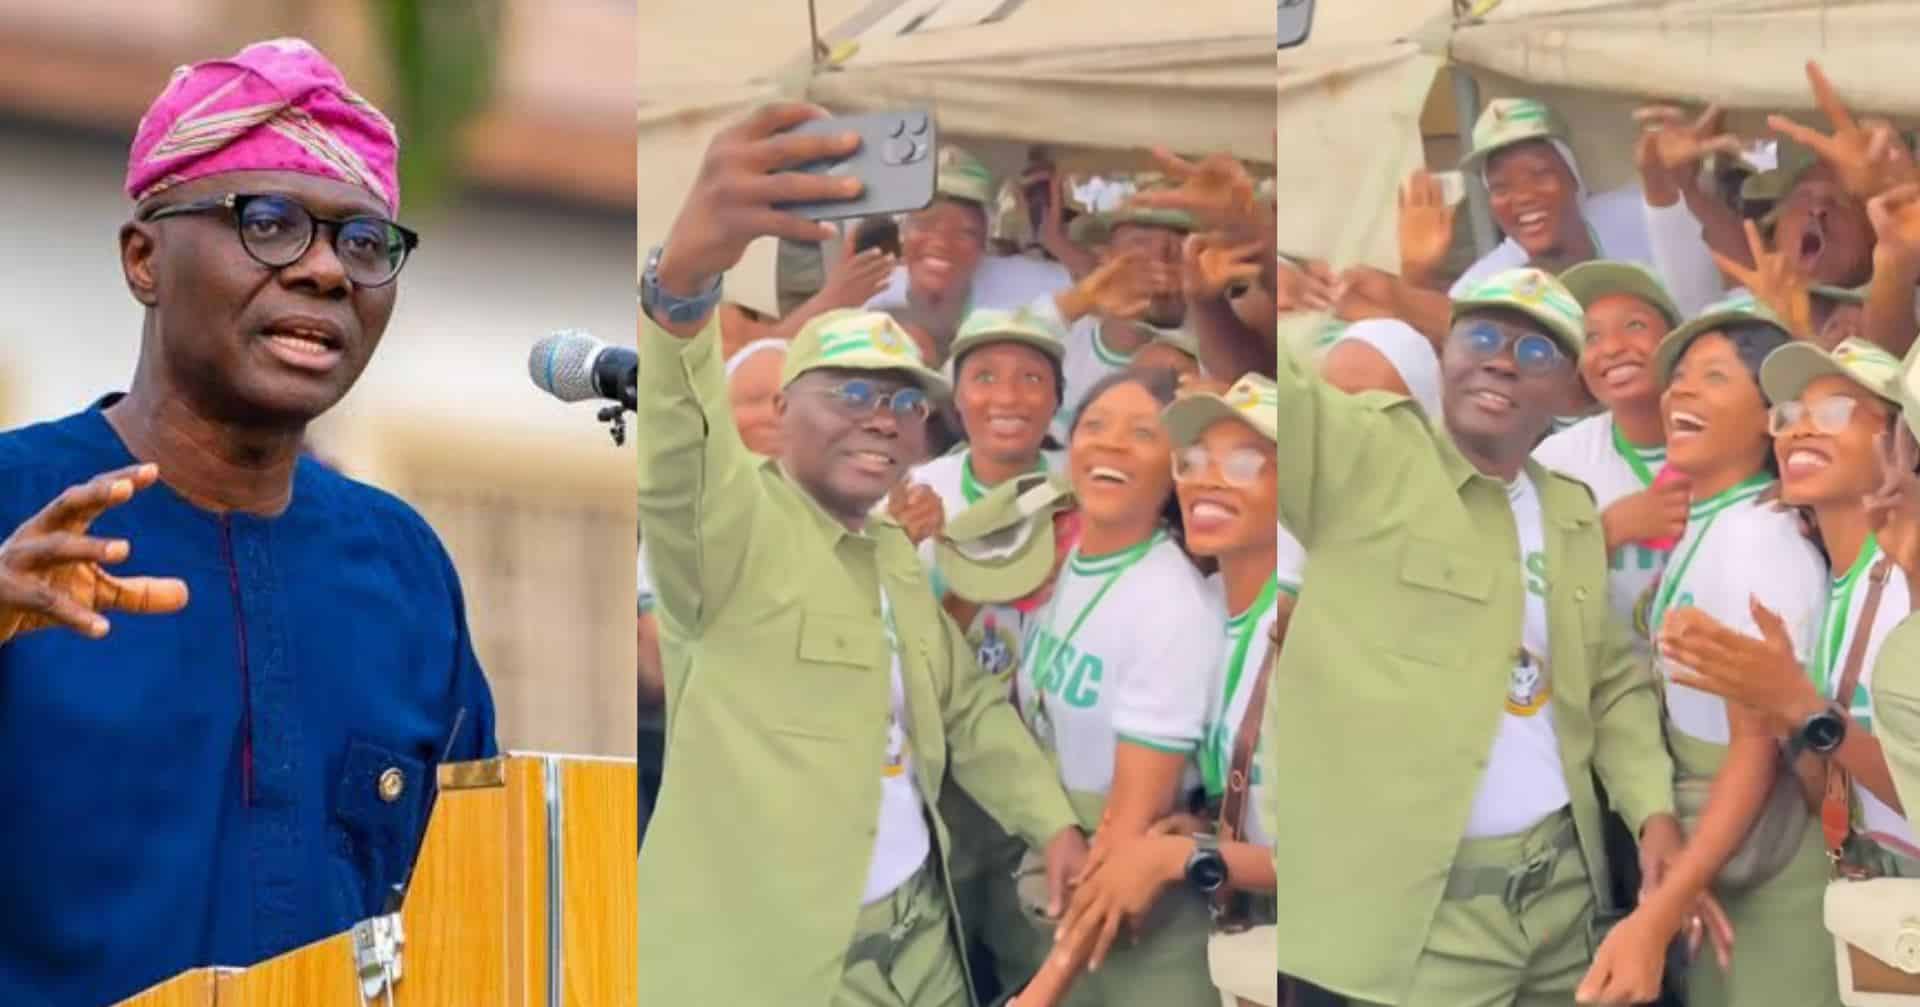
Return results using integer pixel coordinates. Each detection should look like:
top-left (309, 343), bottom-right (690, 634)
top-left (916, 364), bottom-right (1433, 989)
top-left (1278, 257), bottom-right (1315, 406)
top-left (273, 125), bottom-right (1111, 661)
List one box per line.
top-left (1463, 473), bottom-right (1573, 838)
top-left (1013, 531), bottom-right (1224, 796)
top-left (1648, 479), bottom-right (1827, 746)
top-left (861, 587), bottom-right (932, 904)
top-left (1533, 414), bottom-right (1671, 651)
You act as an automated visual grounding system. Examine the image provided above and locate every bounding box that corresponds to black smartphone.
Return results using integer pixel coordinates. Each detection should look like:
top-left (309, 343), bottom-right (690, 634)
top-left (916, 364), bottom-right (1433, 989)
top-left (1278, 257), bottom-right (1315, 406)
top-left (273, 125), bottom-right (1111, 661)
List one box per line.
top-left (773, 110), bottom-right (939, 222)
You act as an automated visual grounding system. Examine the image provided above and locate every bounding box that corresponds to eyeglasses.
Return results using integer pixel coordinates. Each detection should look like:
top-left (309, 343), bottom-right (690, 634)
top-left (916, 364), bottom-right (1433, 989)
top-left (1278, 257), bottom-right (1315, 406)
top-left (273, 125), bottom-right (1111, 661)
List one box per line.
top-left (1172, 444), bottom-right (1270, 486)
top-left (1455, 322), bottom-right (1567, 376)
top-left (1769, 396), bottom-right (1871, 436)
top-left (818, 379), bottom-right (932, 424)
top-left (143, 193), bottom-right (419, 288)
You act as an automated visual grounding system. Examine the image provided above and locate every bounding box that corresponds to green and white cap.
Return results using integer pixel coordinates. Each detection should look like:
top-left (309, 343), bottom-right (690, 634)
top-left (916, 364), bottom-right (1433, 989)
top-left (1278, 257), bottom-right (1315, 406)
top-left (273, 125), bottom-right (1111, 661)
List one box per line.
top-left (1162, 373), bottom-right (1278, 447)
top-left (936, 144), bottom-right (996, 207)
top-left (782, 308), bottom-right (951, 398)
top-left (934, 471), bottom-right (1074, 604)
top-left (1557, 260), bottom-right (1683, 329)
top-left (1761, 336), bottom-right (1903, 407)
top-left (1459, 98), bottom-right (1571, 172)
top-left (1141, 324), bottom-right (1200, 363)
top-left (948, 307), bottom-right (1068, 366)
top-left (1812, 283), bottom-right (1869, 307)
top-left (1652, 290), bottom-right (1789, 388)
top-left (1451, 267), bottom-right (1587, 358)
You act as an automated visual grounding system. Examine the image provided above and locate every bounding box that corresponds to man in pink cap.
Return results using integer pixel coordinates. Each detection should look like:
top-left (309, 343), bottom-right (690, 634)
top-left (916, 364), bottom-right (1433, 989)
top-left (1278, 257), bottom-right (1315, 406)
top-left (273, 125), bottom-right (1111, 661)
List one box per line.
top-left (0, 39), bottom-right (495, 1006)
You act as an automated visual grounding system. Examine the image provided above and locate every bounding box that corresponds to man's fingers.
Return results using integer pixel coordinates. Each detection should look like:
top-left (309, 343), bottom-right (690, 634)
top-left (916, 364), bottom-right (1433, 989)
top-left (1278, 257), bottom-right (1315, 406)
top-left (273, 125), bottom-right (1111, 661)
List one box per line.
top-left (727, 169), bottom-right (863, 210)
top-left (28, 463), bottom-right (158, 534)
top-left (1742, 218), bottom-right (1769, 261)
top-left (1770, 115), bottom-right (1841, 163)
top-left (1695, 102), bottom-right (1726, 134)
top-left (1088, 908), bottom-right (1124, 972)
top-left (1806, 61), bottom-right (1859, 136)
top-left (735, 209), bottom-right (836, 245)
top-left (95, 574), bottom-right (190, 616)
top-left (2, 579), bottom-right (109, 638)
top-left (8, 533), bottom-right (129, 570)
top-left (748, 128), bottom-right (863, 175)
top-left (1699, 134), bottom-right (1745, 159)
top-left (1633, 104), bottom-right (1687, 126)
top-left (1709, 250), bottom-right (1758, 289)
top-left (737, 102), bottom-right (835, 143)
top-left (1148, 146), bottom-right (1200, 181)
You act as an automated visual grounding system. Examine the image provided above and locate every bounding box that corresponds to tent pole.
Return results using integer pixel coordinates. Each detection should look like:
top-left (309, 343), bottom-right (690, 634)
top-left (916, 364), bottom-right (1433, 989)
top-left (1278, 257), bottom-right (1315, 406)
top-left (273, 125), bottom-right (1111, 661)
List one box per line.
top-left (1450, 66), bottom-right (1498, 258)
top-left (808, 0), bottom-right (823, 63)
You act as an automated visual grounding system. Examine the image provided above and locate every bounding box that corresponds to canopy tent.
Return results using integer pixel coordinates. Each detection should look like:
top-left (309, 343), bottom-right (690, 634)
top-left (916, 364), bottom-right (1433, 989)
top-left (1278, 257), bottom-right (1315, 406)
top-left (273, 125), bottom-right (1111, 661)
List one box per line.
top-left (638, 0), bottom-right (1274, 312)
top-left (1278, 0), bottom-right (1920, 276)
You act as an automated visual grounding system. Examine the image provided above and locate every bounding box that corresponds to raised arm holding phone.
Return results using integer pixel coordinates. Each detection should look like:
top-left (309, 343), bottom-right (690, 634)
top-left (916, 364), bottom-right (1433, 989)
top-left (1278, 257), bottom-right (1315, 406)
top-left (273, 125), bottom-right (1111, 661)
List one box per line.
top-left (634, 102), bottom-right (1088, 1007)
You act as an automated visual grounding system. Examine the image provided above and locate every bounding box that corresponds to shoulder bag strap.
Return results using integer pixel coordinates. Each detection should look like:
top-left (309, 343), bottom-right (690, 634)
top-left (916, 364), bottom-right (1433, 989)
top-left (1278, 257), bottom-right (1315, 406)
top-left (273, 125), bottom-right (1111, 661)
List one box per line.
top-left (1824, 556), bottom-right (1893, 868)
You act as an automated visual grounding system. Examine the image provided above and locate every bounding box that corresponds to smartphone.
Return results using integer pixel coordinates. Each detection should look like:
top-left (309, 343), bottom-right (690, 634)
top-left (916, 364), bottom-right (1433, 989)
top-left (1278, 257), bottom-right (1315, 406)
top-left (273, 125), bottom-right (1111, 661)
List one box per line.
top-left (772, 110), bottom-right (938, 222)
top-left (1278, 0), bottom-right (1314, 50)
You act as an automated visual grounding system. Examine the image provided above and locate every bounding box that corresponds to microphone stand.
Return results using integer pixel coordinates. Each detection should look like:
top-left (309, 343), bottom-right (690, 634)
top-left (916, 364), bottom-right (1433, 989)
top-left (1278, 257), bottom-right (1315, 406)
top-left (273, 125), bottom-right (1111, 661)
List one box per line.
top-left (599, 378), bottom-right (638, 446)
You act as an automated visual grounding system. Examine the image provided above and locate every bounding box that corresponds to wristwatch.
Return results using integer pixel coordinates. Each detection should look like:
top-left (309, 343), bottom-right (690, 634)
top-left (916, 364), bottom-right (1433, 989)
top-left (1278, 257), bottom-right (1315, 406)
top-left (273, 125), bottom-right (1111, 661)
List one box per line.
top-left (640, 244), bottom-right (723, 326)
top-left (1183, 833), bottom-right (1228, 895)
top-left (1784, 703), bottom-right (1849, 761)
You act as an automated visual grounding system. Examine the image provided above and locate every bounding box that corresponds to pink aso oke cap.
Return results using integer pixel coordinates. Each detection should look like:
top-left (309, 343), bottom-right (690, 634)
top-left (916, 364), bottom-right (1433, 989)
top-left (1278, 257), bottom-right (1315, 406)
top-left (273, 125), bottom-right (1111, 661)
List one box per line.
top-left (125, 38), bottom-right (400, 215)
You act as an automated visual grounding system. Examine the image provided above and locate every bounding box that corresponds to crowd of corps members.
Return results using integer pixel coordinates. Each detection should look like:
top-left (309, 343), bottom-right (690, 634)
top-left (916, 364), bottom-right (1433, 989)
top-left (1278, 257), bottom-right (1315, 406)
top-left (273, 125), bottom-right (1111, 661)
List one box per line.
top-left (634, 116), bottom-right (1290, 1006)
top-left (1270, 63), bottom-right (1920, 1007)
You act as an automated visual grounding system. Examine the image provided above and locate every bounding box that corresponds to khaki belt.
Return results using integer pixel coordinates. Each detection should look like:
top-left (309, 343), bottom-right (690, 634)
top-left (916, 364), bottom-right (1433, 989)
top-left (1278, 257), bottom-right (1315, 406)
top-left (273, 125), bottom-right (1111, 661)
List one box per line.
top-left (1443, 810), bottom-right (1580, 905)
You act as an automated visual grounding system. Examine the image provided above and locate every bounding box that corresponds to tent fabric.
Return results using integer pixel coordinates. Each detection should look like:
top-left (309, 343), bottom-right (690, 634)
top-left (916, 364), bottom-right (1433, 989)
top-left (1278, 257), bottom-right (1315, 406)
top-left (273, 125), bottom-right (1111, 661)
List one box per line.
top-left (1279, 0), bottom-right (1920, 274)
top-left (807, 0), bottom-right (1273, 163)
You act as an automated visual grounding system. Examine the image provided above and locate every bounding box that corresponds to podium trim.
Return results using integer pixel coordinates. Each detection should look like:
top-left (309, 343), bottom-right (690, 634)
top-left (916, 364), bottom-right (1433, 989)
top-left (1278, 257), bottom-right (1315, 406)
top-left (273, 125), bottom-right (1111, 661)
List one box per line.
top-left (439, 757), bottom-right (507, 790)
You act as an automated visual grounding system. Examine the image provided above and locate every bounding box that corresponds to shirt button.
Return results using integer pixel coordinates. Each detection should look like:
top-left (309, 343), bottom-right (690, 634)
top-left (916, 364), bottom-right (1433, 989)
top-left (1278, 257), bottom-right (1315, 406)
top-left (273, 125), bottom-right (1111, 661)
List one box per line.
top-left (377, 768), bottom-right (406, 803)
top-left (1575, 587), bottom-right (1589, 601)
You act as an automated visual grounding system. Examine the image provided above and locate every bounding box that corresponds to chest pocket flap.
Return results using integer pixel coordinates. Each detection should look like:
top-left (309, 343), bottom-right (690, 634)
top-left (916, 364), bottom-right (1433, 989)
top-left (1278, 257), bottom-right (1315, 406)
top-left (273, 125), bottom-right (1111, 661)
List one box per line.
top-left (798, 610), bottom-right (885, 668)
top-left (1399, 537), bottom-right (1493, 602)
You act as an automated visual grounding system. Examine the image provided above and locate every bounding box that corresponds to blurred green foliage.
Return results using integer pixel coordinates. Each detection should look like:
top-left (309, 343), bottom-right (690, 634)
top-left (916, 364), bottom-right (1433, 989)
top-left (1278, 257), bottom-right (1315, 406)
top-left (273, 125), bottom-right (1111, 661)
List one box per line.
top-left (372, 0), bottom-right (504, 214)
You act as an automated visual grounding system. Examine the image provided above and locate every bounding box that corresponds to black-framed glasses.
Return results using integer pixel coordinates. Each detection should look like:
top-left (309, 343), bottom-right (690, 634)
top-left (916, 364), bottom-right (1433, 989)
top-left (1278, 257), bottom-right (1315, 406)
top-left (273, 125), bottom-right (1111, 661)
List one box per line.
top-left (818, 379), bottom-right (932, 424)
top-left (1455, 321), bottom-right (1566, 376)
top-left (1172, 444), bottom-right (1270, 486)
top-left (143, 193), bottom-right (418, 288)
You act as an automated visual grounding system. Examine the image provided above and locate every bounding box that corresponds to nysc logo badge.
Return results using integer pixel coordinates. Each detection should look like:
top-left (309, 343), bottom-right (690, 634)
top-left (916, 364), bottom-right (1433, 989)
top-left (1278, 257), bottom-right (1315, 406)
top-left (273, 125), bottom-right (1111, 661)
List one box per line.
top-left (969, 612), bottom-right (1019, 679)
top-left (1506, 649), bottom-right (1551, 717)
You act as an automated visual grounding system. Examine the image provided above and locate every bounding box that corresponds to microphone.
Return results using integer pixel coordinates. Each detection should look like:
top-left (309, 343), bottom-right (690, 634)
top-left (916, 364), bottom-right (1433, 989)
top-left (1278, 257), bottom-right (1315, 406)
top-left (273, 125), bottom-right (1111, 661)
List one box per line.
top-left (528, 329), bottom-right (636, 411)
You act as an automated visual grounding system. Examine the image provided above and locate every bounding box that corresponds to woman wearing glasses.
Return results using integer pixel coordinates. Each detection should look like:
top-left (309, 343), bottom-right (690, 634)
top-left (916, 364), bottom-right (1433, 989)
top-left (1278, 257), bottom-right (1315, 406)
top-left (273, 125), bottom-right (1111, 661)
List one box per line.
top-left (1044, 373), bottom-right (1284, 1007)
top-left (986, 368), bottom-right (1222, 1006)
top-left (1654, 338), bottom-right (1920, 977)
top-left (1577, 296), bottom-right (1834, 1007)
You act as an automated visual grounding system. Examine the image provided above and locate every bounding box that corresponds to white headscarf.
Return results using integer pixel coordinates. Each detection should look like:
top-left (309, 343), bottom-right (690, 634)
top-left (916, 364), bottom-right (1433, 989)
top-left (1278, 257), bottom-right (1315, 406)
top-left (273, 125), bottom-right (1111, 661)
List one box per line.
top-left (1333, 319), bottom-right (1444, 420)
top-left (724, 338), bottom-right (788, 381)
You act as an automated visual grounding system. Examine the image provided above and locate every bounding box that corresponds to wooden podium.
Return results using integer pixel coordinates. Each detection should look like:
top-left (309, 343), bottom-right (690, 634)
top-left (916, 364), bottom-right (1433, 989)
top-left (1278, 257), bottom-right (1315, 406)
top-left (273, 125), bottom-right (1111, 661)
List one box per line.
top-left (117, 754), bottom-right (636, 1007)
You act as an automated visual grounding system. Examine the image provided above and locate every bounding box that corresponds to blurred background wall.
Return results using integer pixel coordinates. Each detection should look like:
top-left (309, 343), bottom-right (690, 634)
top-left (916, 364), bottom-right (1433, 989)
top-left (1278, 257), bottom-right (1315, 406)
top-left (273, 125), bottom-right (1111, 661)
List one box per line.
top-left (0, 0), bottom-right (639, 757)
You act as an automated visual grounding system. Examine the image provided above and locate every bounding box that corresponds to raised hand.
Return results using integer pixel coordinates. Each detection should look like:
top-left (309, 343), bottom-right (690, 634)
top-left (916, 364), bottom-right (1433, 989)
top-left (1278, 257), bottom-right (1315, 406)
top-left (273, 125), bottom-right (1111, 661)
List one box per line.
top-left (1634, 104), bottom-right (1744, 178)
top-left (885, 480), bottom-right (945, 545)
top-left (1600, 475), bottom-right (1690, 549)
top-left (1397, 170), bottom-right (1457, 288)
top-left (1274, 258), bottom-right (1337, 316)
top-left (1127, 147), bottom-right (1259, 234)
top-left (1182, 232), bottom-right (1265, 302)
top-left (654, 103), bottom-right (862, 306)
top-left (1869, 182), bottom-right (1920, 278)
top-left (0, 463), bottom-right (189, 645)
top-left (1059, 251), bottom-right (1155, 322)
top-left (1866, 425), bottom-right (1920, 578)
top-left (1768, 61), bottom-right (1920, 201)
top-left (1711, 219), bottom-right (1815, 341)
top-left (816, 244), bottom-right (897, 310)
top-left (1331, 265), bottom-right (1402, 323)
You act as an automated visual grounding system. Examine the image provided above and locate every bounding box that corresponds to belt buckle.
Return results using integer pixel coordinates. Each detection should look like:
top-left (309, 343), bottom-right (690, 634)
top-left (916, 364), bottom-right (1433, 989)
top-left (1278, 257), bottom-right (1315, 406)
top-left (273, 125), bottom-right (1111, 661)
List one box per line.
top-left (1505, 854), bottom-right (1554, 906)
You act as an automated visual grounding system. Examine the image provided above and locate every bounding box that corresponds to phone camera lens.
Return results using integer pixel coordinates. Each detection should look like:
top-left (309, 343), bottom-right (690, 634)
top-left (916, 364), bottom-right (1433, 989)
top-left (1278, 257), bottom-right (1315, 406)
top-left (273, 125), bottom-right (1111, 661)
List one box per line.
top-left (884, 138), bottom-right (916, 165)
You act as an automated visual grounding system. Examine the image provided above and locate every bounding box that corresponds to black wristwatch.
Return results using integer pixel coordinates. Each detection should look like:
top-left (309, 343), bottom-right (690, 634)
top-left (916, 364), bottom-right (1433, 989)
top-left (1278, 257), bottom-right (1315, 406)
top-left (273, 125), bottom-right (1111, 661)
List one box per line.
top-left (640, 244), bottom-right (723, 326)
top-left (1184, 833), bottom-right (1228, 895)
top-left (1784, 703), bottom-right (1849, 761)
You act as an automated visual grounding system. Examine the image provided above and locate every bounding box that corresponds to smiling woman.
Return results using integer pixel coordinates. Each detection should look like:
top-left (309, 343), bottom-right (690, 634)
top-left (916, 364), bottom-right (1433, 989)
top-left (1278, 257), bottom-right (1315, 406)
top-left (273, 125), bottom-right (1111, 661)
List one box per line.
top-left (1620, 295), bottom-right (1839, 1007)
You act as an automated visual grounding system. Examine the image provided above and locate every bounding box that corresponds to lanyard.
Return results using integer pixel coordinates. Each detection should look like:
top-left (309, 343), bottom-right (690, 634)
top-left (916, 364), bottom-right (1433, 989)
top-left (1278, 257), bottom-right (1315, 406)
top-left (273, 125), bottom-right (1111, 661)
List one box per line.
top-left (1203, 574), bottom-right (1280, 793)
top-left (959, 450), bottom-right (1050, 504)
top-left (1609, 421), bottom-right (1663, 489)
top-left (1022, 532), bottom-right (1160, 719)
top-left (1647, 474), bottom-right (1773, 635)
top-left (1814, 536), bottom-right (1879, 695)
